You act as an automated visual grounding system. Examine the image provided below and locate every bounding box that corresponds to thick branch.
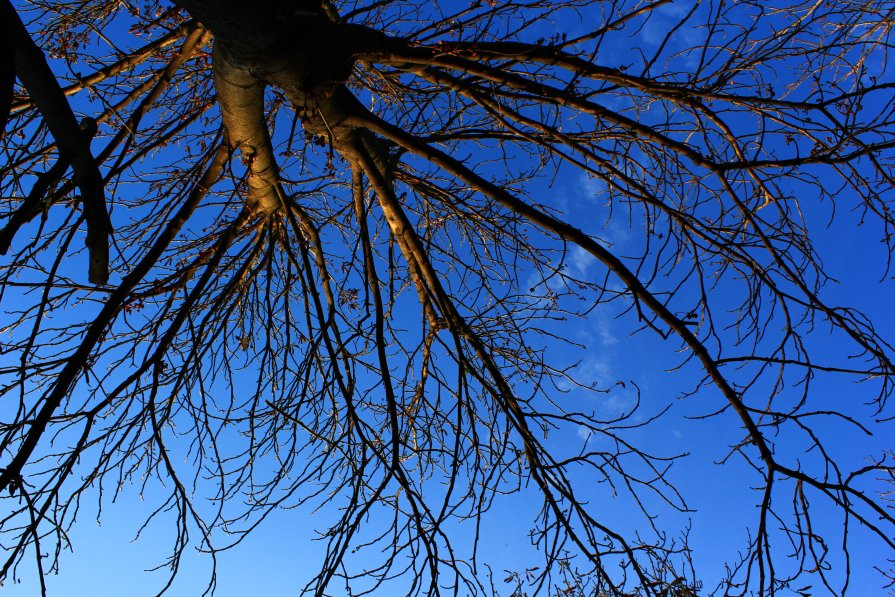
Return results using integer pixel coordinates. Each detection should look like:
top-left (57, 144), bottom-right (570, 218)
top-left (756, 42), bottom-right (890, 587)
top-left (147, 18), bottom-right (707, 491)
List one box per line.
top-left (2, 0), bottom-right (110, 283)
top-left (8, 21), bottom-right (197, 113)
top-left (0, 13), bottom-right (12, 133)
top-left (212, 45), bottom-right (280, 214)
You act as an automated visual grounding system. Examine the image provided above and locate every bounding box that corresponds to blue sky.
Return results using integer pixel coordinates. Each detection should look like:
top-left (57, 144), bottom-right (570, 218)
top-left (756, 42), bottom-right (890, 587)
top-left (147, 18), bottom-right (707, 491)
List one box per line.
top-left (7, 162), bottom-right (893, 595)
top-left (3, 0), bottom-right (895, 595)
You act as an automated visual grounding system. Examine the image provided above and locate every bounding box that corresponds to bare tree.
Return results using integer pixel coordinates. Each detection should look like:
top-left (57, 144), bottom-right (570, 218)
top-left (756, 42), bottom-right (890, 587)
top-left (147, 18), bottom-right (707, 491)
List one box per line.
top-left (1, 0), bottom-right (894, 594)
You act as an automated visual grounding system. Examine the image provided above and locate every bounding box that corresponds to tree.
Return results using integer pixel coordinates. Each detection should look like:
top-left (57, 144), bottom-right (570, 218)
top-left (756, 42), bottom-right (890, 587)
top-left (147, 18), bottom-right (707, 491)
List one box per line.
top-left (1, 0), bottom-right (894, 594)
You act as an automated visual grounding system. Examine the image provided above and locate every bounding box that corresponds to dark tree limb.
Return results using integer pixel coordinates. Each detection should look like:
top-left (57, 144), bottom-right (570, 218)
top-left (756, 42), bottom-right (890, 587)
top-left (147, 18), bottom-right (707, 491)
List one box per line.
top-left (1, 0), bottom-right (110, 283)
top-left (0, 13), bottom-right (13, 134)
top-left (0, 117), bottom-right (97, 255)
top-left (7, 21), bottom-right (196, 114)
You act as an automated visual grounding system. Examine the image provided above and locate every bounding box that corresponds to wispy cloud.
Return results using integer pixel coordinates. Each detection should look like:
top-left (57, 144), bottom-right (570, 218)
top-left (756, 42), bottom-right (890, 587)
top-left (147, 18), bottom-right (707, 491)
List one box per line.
top-left (569, 245), bottom-right (596, 277)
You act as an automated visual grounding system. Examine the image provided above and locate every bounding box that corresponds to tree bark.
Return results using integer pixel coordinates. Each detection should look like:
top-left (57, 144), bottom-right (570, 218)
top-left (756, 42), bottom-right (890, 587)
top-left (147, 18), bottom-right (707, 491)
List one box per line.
top-left (2, 0), bottom-right (110, 283)
top-left (173, 0), bottom-right (394, 195)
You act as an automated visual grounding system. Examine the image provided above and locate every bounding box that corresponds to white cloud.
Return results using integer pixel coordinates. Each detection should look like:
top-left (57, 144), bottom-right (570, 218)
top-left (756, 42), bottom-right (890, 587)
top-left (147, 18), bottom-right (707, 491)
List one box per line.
top-left (578, 172), bottom-right (608, 200)
top-left (577, 425), bottom-right (592, 444)
top-left (569, 245), bottom-right (596, 277)
top-left (599, 388), bottom-right (638, 418)
top-left (576, 353), bottom-right (614, 387)
top-left (595, 316), bottom-right (618, 346)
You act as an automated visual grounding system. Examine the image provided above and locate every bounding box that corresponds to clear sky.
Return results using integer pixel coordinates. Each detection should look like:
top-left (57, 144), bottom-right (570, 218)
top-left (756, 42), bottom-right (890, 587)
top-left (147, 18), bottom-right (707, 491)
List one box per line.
top-left (2, 0), bottom-right (894, 595)
top-left (4, 161), bottom-right (892, 595)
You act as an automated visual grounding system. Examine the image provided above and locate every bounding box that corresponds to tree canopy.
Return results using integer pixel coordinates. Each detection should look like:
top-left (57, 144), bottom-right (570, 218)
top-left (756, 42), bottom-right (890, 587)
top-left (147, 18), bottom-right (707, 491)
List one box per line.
top-left (1, 0), bottom-right (894, 594)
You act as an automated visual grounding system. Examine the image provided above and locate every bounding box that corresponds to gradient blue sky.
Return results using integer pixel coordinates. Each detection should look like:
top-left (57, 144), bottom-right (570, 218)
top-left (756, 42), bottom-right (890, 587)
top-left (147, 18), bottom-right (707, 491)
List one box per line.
top-left (3, 1), bottom-right (894, 595)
